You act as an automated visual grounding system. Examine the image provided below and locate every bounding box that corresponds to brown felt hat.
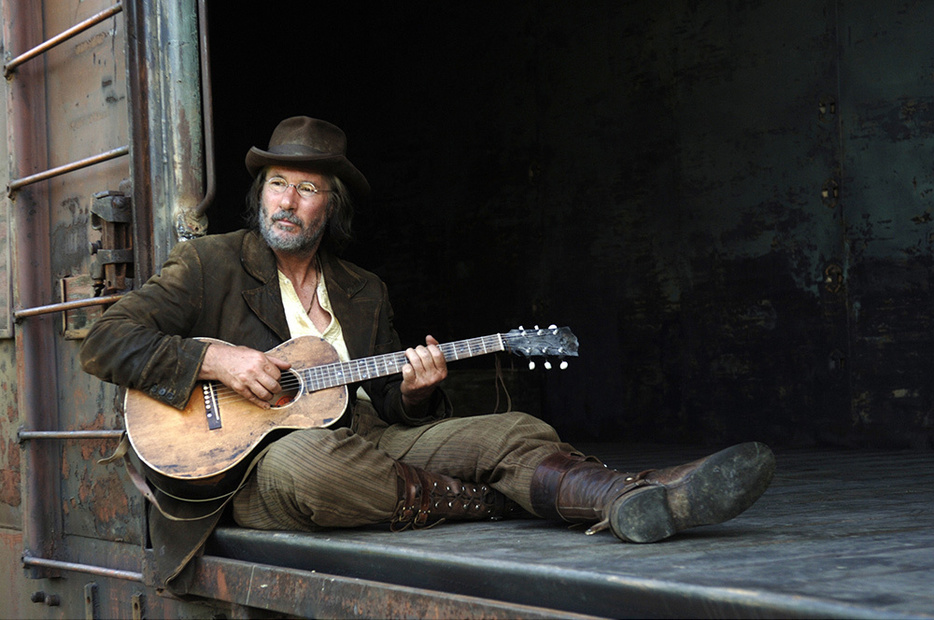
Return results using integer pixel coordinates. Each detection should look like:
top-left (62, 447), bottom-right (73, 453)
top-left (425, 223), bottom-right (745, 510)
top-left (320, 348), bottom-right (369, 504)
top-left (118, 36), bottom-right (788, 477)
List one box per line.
top-left (245, 116), bottom-right (370, 199)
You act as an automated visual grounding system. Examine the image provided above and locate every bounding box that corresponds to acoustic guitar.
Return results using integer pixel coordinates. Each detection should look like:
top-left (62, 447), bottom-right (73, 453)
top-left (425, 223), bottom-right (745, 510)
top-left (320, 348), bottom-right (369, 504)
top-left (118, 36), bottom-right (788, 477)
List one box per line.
top-left (123, 326), bottom-right (578, 496)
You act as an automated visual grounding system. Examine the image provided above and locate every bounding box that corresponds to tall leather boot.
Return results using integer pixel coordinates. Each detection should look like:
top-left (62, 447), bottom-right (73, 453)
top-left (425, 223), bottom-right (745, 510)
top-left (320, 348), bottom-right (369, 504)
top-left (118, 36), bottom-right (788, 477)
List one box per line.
top-left (530, 442), bottom-right (775, 543)
top-left (390, 461), bottom-right (523, 531)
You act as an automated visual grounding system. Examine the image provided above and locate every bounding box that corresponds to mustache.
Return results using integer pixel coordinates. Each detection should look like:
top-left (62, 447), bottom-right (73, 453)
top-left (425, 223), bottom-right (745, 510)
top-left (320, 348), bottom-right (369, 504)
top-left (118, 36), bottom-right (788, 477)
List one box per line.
top-left (270, 211), bottom-right (303, 227)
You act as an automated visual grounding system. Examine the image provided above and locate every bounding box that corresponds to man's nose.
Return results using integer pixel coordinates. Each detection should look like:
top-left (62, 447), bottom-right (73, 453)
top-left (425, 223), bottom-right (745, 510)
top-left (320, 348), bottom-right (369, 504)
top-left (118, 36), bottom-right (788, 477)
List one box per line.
top-left (277, 191), bottom-right (296, 209)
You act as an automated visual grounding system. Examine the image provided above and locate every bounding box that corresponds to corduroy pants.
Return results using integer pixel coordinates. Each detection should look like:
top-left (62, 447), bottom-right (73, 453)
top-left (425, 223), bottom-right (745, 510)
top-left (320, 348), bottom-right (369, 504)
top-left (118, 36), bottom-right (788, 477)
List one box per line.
top-left (231, 402), bottom-right (575, 531)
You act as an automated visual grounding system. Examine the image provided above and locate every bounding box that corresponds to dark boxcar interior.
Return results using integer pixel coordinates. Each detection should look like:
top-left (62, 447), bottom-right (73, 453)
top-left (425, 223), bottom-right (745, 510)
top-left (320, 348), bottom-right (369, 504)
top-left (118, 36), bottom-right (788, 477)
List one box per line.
top-left (208, 0), bottom-right (933, 450)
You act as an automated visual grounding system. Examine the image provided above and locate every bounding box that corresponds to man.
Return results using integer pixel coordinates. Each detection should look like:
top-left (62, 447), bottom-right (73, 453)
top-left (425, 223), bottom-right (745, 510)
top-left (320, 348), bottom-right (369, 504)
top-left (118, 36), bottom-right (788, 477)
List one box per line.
top-left (80, 116), bottom-right (775, 592)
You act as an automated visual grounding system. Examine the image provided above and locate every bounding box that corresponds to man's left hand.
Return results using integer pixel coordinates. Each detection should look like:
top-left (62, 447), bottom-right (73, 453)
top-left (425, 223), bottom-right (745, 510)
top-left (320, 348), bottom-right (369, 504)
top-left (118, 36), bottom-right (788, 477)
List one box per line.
top-left (401, 335), bottom-right (447, 411)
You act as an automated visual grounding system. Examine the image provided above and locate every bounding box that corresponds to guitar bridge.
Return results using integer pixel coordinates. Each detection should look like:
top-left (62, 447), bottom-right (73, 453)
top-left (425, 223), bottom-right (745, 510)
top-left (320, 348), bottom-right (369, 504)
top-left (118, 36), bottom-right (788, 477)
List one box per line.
top-left (204, 382), bottom-right (222, 430)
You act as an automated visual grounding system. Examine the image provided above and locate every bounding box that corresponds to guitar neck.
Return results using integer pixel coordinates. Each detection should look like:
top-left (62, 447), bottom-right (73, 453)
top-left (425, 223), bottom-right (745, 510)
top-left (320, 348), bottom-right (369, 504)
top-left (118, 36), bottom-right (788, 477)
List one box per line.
top-left (300, 334), bottom-right (506, 391)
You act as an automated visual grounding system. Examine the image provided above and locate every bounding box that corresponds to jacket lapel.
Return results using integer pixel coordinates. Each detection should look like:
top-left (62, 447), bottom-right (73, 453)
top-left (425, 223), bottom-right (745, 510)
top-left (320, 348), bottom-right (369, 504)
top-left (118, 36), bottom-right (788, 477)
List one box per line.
top-left (239, 231), bottom-right (292, 342)
top-left (321, 251), bottom-right (380, 359)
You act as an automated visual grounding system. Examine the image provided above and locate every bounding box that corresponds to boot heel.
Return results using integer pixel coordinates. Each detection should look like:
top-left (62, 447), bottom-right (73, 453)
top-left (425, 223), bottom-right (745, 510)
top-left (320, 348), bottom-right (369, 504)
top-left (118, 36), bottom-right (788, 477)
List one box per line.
top-left (609, 485), bottom-right (676, 543)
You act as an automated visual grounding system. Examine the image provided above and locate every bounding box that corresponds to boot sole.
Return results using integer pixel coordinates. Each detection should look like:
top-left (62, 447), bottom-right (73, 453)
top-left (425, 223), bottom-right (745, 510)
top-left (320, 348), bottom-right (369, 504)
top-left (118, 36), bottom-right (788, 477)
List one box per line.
top-left (610, 442), bottom-right (775, 543)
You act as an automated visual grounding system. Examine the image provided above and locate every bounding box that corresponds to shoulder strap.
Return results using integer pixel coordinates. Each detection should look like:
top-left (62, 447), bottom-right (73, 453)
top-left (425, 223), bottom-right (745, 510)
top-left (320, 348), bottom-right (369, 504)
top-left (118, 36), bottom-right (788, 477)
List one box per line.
top-left (98, 432), bottom-right (271, 522)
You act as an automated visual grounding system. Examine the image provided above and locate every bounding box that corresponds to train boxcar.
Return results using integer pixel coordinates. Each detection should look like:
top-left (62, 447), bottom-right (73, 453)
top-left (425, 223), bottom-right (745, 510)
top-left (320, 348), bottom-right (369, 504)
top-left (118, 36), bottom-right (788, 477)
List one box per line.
top-left (3, 2), bottom-right (933, 618)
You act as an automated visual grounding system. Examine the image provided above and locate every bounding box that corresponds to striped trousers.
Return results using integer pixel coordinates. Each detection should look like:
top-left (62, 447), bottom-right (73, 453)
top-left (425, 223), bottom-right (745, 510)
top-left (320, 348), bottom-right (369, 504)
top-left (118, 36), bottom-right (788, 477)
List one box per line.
top-left (232, 402), bottom-right (575, 531)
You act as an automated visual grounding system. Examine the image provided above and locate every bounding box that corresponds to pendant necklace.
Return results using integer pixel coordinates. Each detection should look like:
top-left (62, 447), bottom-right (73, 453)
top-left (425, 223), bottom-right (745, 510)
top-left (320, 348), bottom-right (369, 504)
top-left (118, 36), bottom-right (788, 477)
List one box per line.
top-left (305, 272), bottom-right (319, 315)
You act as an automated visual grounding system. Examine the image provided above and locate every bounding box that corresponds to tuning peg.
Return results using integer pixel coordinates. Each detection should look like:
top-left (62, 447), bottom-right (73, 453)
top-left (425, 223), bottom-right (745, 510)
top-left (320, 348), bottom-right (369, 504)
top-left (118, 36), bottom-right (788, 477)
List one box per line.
top-left (549, 324), bottom-right (557, 330)
top-left (528, 361), bottom-right (535, 370)
top-left (544, 361), bottom-right (552, 370)
top-left (560, 360), bottom-right (569, 370)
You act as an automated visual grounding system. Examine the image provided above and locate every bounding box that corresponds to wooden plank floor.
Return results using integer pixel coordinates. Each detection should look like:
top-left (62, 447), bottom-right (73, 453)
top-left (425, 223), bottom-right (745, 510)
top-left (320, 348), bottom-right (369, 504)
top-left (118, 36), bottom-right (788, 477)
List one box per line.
top-left (209, 445), bottom-right (934, 619)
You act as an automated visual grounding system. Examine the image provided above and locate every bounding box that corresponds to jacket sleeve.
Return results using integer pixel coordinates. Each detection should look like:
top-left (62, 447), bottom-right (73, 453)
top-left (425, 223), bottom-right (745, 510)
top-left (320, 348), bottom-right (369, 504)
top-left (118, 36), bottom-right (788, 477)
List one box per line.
top-left (79, 241), bottom-right (210, 410)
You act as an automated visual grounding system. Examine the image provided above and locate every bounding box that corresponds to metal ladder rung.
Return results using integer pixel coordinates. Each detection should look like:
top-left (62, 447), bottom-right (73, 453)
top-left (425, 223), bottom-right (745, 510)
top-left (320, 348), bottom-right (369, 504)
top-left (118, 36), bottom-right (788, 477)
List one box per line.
top-left (8, 145), bottom-right (129, 195)
top-left (3, 2), bottom-right (124, 77)
top-left (5, 3), bottom-right (130, 195)
top-left (14, 293), bottom-right (124, 321)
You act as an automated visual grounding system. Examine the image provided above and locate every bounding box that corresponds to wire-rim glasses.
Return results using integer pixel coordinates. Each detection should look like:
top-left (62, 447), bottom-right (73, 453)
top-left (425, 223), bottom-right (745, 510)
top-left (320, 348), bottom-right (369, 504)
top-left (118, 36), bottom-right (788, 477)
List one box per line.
top-left (266, 176), bottom-right (333, 198)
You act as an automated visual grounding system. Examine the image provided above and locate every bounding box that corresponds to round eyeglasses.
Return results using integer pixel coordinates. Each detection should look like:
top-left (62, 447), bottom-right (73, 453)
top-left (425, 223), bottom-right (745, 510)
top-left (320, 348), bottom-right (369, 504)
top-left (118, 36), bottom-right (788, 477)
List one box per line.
top-left (265, 176), bottom-right (333, 198)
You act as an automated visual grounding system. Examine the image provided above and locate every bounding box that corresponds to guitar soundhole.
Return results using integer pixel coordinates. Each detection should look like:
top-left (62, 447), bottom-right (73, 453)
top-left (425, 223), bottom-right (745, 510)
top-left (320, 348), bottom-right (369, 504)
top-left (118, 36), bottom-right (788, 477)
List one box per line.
top-left (270, 369), bottom-right (302, 408)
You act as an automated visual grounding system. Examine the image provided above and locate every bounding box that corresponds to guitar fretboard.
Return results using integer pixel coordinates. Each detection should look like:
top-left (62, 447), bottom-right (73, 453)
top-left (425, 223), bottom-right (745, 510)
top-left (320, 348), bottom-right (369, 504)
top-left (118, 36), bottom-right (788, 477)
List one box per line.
top-left (300, 334), bottom-right (506, 392)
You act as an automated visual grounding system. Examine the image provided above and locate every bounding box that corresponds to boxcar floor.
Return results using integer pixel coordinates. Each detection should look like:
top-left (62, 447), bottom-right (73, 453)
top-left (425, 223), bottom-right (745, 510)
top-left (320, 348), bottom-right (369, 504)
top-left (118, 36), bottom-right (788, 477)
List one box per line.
top-left (209, 445), bottom-right (934, 619)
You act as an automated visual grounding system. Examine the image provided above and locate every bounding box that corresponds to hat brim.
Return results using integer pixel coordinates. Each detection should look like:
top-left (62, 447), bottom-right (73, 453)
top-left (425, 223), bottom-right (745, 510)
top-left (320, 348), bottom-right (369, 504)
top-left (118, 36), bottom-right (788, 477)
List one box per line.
top-left (246, 147), bottom-right (371, 200)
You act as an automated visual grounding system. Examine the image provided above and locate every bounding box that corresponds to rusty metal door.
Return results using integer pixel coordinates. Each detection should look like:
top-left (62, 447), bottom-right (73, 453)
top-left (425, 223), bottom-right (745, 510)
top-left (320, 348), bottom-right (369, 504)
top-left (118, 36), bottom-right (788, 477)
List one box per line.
top-left (1, 0), bottom-right (212, 615)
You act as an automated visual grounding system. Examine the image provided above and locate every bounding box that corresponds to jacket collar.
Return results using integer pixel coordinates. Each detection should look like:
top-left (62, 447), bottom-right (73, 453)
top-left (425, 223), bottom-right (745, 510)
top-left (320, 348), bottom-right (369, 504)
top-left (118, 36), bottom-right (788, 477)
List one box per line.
top-left (239, 230), bottom-right (372, 349)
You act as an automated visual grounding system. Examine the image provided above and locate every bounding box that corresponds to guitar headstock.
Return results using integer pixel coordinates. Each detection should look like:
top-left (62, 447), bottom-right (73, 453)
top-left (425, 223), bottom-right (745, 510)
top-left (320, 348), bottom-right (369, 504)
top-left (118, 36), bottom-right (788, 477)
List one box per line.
top-left (503, 325), bottom-right (579, 369)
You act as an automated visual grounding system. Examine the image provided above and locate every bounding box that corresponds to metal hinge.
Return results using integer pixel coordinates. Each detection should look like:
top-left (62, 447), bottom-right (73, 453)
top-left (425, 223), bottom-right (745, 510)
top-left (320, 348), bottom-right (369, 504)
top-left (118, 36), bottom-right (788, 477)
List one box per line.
top-left (90, 188), bottom-right (135, 295)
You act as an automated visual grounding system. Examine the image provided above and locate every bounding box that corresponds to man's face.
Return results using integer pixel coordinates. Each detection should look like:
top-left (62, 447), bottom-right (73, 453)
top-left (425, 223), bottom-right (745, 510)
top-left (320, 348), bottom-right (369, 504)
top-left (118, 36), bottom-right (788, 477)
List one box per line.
top-left (259, 166), bottom-right (332, 255)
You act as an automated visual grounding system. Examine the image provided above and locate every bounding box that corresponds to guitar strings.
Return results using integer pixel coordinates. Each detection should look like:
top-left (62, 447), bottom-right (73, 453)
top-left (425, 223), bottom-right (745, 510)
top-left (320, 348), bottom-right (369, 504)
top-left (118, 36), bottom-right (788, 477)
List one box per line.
top-left (202, 330), bottom-right (573, 408)
top-left (203, 334), bottom-right (510, 408)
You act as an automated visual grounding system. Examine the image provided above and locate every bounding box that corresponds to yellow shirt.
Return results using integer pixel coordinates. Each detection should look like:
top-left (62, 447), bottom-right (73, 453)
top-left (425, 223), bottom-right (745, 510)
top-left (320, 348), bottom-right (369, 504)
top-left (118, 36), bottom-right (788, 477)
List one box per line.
top-left (278, 269), bottom-right (370, 402)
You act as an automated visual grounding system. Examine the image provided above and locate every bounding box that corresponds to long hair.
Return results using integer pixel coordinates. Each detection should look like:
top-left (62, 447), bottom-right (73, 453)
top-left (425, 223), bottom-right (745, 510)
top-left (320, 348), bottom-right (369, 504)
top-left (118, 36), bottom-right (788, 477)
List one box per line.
top-left (244, 168), bottom-right (355, 253)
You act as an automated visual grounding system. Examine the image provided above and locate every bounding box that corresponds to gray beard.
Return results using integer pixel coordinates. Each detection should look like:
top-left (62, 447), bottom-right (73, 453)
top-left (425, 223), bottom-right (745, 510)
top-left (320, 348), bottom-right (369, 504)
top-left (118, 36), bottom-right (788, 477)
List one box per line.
top-left (259, 209), bottom-right (326, 255)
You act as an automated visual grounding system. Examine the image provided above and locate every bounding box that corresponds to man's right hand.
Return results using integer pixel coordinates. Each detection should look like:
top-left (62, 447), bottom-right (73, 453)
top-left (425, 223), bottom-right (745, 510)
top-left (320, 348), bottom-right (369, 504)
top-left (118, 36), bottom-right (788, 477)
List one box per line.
top-left (198, 343), bottom-right (292, 409)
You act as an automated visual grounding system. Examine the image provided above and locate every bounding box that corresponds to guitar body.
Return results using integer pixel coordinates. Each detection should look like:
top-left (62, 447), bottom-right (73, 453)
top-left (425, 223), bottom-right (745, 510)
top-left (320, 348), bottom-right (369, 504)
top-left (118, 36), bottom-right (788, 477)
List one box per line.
top-left (124, 336), bottom-right (348, 496)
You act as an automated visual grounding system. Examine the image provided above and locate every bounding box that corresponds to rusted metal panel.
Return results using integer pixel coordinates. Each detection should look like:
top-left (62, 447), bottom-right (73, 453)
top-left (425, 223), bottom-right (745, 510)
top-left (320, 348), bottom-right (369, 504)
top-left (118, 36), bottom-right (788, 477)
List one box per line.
top-left (4, 0), bottom-right (64, 576)
top-left (0, 341), bottom-right (21, 529)
top-left (2, 534), bottom-right (225, 620)
top-left (0, 70), bottom-right (9, 339)
top-left (34, 0), bottom-right (141, 548)
top-left (60, 275), bottom-right (104, 338)
top-left (190, 555), bottom-right (602, 620)
top-left (123, 0), bottom-right (206, 264)
top-left (2, 0), bottom-right (210, 591)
